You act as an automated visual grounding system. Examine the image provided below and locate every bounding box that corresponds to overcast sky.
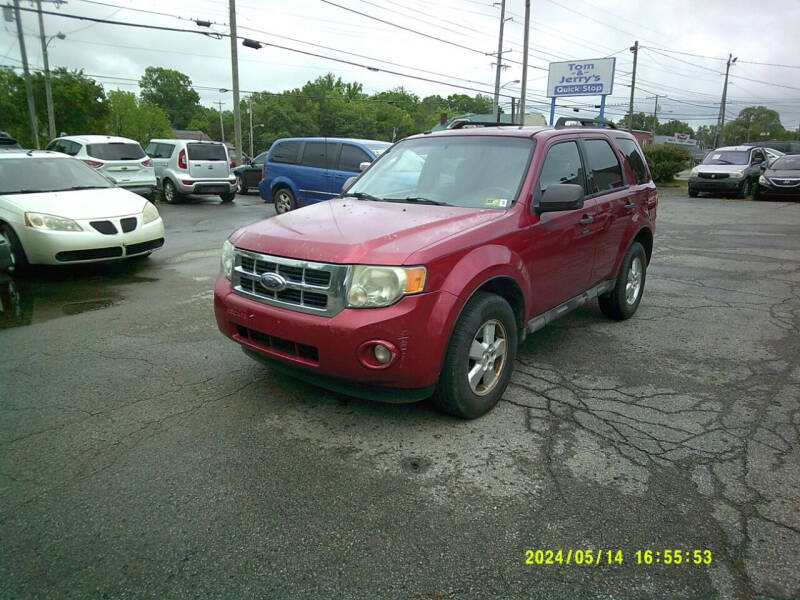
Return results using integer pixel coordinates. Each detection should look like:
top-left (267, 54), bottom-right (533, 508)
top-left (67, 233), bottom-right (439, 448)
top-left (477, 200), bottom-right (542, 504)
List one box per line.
top-left (3, 0), bottom-right (799, 131)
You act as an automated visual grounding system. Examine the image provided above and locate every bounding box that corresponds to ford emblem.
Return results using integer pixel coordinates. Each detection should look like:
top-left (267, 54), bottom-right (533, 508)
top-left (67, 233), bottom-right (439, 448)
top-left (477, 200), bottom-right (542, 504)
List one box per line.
top-left (260, 272), bottom-right (287, 291)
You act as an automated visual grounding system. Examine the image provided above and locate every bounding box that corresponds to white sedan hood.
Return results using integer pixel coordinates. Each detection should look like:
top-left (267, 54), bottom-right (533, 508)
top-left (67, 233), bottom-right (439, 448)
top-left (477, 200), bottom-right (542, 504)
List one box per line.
top-left (694, 164), bottom-right (746, 174)
top-left (2, 187), bottom-right (148, 219)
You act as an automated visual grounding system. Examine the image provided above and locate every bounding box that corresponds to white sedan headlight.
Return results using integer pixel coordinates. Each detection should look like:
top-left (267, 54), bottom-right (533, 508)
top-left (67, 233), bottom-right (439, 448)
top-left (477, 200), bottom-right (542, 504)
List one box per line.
top-left (142, 201), bottom-right (160, 224)
top-left (25, 212), bottom-right (82, 232)
top-left (346, 265), bottom-right (426, 308)
top-left (729, 170), bottom-right (744, 178)
top-left (221, 239), bottom-right (234, 280)
top-left (690, 167), bottom-right (699, 177)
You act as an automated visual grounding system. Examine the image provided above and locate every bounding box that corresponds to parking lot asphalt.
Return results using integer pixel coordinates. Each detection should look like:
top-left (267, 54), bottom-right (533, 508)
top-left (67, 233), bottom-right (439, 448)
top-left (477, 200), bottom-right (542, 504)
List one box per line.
top-left (1, 190), bottom-right (798, 599)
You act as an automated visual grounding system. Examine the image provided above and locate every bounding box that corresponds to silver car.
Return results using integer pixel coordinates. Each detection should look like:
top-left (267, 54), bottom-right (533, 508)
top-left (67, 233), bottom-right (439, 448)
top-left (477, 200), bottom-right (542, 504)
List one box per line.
top-left (144, 139), bottom-right (237, 204)
top-left (45, 135), bottom-right (157, 197)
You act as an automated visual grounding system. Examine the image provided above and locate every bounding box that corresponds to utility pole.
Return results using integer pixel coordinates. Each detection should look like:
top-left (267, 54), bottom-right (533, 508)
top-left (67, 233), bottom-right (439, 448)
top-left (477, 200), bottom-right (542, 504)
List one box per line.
top-left (713, 53), bottom-right (736, 148)
top-left (13, 0), bottom-right (40, 148)
top-left (519, 0), bottom-right (530, 125)
top-left (248, 95), bottom-right (254, 158)
top-left (215, 101), bottom-right (225, 142)
top-left (491, 0), bottom-right (506, 122)
top-left (35, 0), bottom-right (56, 139)
top-left (627, 40), bottom-right (638, 134)
top-left (650, 94), bottom-right (659, 145)
top-left (511, 97), bottom-right (515, 123)
top-left (229, 0), bottom-right (243, 165)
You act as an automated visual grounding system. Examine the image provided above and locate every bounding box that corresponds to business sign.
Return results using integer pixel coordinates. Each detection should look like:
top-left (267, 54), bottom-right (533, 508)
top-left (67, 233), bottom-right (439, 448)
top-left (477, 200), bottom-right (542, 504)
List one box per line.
top-left (547, 58), bottom-right (616, 97)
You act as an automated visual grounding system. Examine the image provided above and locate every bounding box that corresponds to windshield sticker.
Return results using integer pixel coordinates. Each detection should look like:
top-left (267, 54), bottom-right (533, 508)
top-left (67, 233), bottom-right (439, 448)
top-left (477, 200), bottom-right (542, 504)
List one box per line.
top-left (486, 198), bottom-right (509, 208)
top-left (712, 154), bottom-right (721, 159)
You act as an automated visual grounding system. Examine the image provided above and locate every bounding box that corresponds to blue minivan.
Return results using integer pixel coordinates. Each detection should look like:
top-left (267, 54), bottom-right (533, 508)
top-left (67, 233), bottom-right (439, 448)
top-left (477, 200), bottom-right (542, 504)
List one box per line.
top-left (258, 137), bottom-right (392, 213)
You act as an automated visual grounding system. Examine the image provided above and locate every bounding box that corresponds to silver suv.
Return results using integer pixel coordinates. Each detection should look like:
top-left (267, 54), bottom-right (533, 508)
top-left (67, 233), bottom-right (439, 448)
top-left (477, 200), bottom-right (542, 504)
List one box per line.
top-left (144, 139), bottom-right (237, 203)
top-left (45, 135), bottom-right (156, 196)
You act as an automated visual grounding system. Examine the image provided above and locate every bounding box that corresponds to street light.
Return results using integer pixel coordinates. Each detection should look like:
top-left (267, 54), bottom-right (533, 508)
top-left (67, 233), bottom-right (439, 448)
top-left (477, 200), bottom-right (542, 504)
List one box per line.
top-left (500, 79), bottom-right (521, 122)
top-left (39, 18), bottom-right (65, 139)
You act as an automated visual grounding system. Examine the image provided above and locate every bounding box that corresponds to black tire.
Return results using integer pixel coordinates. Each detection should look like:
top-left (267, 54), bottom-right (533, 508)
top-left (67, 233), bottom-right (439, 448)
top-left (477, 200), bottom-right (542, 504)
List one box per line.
top-left (274, 187), bottom-right (296, 214)
top-left (162, 179), bottom-right (182, 204)
top-left (220, 192), bottom-right (236, 203)
top-left (0, 223), bottom-right (29, 275)
top-left (688, 188), bottom-right (698, 198)
top-left (737, 179), bottom-right (752, 199)
top-left (236, 174), bottom-right (248, 195)
top-left (598, 241), bottom-right (647, 321)
top-left (753, 184), bottom-right (763, 201)
top-left (432, 292), bottom-right (518, 419)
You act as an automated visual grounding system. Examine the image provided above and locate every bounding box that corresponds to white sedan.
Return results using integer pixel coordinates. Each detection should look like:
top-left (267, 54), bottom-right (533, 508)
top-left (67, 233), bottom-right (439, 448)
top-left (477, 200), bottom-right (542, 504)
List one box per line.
top-left (0, 151), bottom-right (165, 272)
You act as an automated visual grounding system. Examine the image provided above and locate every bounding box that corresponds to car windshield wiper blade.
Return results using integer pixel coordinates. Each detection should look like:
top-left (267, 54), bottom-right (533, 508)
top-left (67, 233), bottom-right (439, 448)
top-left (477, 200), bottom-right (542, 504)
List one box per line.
top-left (383, 196), bottom-right (452, 206)
top-left (53, 185), bottom-right (106, 191)
top-left (341, 191), bottom-right (384, 202)
top-left (6, 189), bottom-right (46, 194)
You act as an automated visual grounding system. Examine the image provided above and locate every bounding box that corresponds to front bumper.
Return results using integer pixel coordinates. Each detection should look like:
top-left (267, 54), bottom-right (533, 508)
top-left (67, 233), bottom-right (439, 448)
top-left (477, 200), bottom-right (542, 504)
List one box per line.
top-left (175, 179), bottom-right (237, 195)
top-left (18, 217), bottom-right (165, 264)
top-left (689, 176), bottom-right (744, 193)
top-left (214, 274), bottom-right (460, 395)
top-left (757, 181), bottom-right (800, 198)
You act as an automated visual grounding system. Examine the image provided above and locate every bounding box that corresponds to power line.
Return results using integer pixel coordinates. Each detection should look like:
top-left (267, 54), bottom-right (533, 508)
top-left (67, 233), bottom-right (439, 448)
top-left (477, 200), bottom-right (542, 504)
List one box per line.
top-left (642, 45), bottom-right (800, 69)
top-left (73, 0), bottom-right (227, 27)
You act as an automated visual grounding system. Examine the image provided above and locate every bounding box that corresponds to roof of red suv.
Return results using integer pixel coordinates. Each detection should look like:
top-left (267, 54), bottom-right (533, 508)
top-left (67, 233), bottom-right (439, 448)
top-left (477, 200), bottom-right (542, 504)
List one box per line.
top-left (413, 124), bottom-right (638, 143)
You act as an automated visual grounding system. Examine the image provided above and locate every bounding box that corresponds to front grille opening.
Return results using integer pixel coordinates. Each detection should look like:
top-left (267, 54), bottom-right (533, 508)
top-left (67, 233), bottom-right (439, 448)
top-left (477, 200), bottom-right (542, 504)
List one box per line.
top-left (235, 325), bottom-right (319, 363)
top-left (304, 270), bottom-right (331, 287)
top-left (56, 247), bottom-right (123, 261)
top-left (278, 264), bottom-right (303, 282)
top-left (240, 256), bottom-right (255, 272)
top-left (303, 291), bottom-right (327, 308)
top-left (120, 217), bottom-right (137, 233)
top-left (90, 220), bottom-right (117, 235)
top-left (277, 288), bottom-right (302, 304)
top-left (255, 259), bottom-right (278, 275)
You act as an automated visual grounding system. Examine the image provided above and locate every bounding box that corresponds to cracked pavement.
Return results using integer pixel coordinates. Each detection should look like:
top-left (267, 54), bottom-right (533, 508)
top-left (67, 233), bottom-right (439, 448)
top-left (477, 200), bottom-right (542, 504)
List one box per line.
top-left (1, 190), bottom-right (798, 599)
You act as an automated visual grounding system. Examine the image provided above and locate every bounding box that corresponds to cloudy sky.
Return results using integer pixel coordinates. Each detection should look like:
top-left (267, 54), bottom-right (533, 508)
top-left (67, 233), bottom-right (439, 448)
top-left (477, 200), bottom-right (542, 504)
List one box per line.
top-left (3, 0), bottom-right (800, 131)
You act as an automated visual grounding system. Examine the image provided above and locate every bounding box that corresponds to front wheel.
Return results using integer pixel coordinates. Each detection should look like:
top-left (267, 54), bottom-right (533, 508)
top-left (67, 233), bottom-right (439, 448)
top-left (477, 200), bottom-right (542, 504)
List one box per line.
top-left (274, 188), bottom-right (296, 214)
top-left (688, 188), bottom-right (698, 198)
top-left (0, 224), bottom-right (29, 274)
top-left (432, 292), bottom-right (518, 419)
top-left (598, 241), bottom-right (647, 321)
top-left (738, 179), bottom-right (752, 199)
top-left (220, 192), bottom-right (236, 203)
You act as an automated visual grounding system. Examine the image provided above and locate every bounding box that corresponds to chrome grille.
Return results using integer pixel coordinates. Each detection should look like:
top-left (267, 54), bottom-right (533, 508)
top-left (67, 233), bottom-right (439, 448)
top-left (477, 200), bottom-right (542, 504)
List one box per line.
top-left (233, 248), bottom-right (349, 317)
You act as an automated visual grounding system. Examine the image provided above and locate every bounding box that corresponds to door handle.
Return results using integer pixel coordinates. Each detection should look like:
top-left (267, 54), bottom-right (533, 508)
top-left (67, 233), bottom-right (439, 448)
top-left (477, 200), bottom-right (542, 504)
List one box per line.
top-left (579, 215), bottom-right (594, 225)
top-left (624, 202), bottom-right (635, 211)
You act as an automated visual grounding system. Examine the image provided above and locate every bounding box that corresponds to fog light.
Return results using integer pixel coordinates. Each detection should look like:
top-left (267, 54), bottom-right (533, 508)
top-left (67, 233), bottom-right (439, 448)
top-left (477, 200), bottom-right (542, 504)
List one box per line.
top-left (373, 344), bottom-right (391, 364)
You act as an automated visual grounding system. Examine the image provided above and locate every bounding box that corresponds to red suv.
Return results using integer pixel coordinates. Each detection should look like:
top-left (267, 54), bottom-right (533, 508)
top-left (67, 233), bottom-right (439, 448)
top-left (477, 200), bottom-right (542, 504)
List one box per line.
top-left (214, 119), bottom-right (657, 418)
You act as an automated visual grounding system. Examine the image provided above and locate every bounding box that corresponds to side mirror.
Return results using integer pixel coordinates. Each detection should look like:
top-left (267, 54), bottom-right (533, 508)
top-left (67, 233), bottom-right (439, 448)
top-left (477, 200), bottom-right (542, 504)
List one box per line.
top-left (342, 176), bottom-right (357, 192)
top-left (358, 161), bottom-right (371, 172)
top-left (534, 184), bottom-right (584, 214)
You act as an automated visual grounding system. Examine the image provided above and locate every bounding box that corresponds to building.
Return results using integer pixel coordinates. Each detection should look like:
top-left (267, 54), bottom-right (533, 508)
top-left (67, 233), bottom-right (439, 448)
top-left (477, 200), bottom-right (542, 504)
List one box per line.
top-left (172, 129), bottom-right (211, 141)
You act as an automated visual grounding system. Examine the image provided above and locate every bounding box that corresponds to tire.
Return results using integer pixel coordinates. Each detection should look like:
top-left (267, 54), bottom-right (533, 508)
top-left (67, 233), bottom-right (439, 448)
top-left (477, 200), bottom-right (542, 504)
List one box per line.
top-left (432, 292), bottom-right (518, 419)
top-left (274, 187), bottom-right (296, 214)
top-left (598, 241), bottom-right (647, 321)
top-left (737, 179), bottom-right (752, 199)
top-left (220, 192), bottom-right (236, 203)
top-left (162, 179), bottom-right (182, 204)
top-left (688, 188), bottom-right (698, 198)
top-left (236, 174), bottom-right (248, 195)
top-left (0, 223), bottom-right (29, 275)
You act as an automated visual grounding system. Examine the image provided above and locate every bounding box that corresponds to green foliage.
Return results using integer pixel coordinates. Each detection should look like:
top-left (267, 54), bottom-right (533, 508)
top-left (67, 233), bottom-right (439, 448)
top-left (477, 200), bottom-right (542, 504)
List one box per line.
top-left (655, 119), bottom-right (695, 137)
top-left (722, 105), bottom-right (788, 145)
top-left (139, 66), bottom-right (200, 129)
top-left (643, 144), bottom-right (692, 183)
top-left (106, 90), bottom-right (173, 146)
top-left (618, 111), bottom-right (656, 132)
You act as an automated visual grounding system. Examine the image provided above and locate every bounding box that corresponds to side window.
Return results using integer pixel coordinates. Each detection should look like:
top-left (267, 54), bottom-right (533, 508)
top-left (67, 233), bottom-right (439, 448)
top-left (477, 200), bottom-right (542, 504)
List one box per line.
top-left (46, 140), bottom-right (60, 152)
top-left (339, 144), bottom-right (371, 172)
top-left (751, 149), bottom-right (765, 164)
top-left (537, 141), bottom-right (585, 194)
top-left (270, 141), bottom-right (301, 164)
top-left (616, 138), bottom-right (650, 185)
top-left (300, 142), bottom-right (328, 168)
top-left (584, 139), bottom-right (624, 194)
top-left (159, 143), bottom-right (175, 159)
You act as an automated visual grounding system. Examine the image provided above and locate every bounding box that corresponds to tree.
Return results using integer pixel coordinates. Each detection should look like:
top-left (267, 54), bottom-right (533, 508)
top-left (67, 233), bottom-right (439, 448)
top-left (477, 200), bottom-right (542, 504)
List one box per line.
top-left (722, 106), bottom-right (786, 145)
top-left (618, 111), bottom-right (656, 132)
top-left (139, 67), bottom-right (201, 129)
top-left (106, 90), bottom-right (173, 145)
top-left (655, 120), bottom-right (694, 137)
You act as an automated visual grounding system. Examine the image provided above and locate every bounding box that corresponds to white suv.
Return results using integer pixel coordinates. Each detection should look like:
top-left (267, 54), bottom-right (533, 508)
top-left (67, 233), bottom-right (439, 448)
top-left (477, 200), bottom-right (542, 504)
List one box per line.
top-left (45, 135), bottom-right (156, 197)
top-left (144, 139), bottom-right (237, 203)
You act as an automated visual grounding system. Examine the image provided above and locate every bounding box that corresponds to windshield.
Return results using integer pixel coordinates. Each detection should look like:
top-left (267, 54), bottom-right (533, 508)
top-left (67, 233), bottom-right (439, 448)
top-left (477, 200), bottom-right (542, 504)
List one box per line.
top-left (771, 156), bottom-right (800, 170)
top-left (703, 151), bottom-right (749, 165)
top-left (347, 135), bottom-right (534, 209)
top-left (0, 157), bottom-right (113, 194)
top-left (365, 142), bottom-right (392, 157)
top-left (86, 142), bottom-right (146, 160)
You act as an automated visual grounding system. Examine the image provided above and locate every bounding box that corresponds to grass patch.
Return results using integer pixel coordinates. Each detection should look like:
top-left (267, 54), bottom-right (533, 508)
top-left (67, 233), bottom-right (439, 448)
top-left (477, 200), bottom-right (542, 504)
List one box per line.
top-left (657, 180), bottom-right (688, 190)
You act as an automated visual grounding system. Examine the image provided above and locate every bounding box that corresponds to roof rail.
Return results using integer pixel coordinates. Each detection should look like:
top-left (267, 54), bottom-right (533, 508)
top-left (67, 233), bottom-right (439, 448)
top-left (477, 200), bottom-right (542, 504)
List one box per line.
top-left (448, 120), bottom-right (523, 129)
top-left (554, 117), bottom-right (617, 130)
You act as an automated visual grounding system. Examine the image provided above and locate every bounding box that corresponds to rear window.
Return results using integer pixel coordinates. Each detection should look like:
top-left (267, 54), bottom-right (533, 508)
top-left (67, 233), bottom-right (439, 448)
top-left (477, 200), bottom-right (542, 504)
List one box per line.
top-left (584, 139), bottom-right (624, 193)
top-left (86, 142), bottom-right (146, 160)
top-left (187, 143), bottom-right (227, 161)
top-left (270, 141), bottom-right (301, 164)
top-left (616, 138), bottom-right (650, 185)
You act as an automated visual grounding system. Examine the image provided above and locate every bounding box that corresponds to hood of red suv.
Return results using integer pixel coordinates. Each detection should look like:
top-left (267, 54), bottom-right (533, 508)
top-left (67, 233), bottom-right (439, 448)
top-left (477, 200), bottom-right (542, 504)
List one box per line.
top-left (232, 199), bottom-right (506, 265)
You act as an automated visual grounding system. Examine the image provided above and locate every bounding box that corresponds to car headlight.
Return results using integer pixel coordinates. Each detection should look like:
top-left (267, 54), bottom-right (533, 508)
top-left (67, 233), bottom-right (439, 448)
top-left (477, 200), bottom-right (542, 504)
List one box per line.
top-left (758, 174), bottom-right (767, 184)
top-left (690, 168), bottom-right (699, 177)
top-left (24, 212), bottom-right (82, 232)
top-left (729, 170), bottom-right (744, 178)
top-left (142, 201), bottom-right (160, 224)
top-left (346, 265), bottom-right (426, 308)
top-left (221, 239), bottom-right (234, 280)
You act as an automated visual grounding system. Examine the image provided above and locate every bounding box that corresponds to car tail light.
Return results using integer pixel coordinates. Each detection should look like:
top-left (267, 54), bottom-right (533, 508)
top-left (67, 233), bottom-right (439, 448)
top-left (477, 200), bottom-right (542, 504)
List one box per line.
top-left (81, 159), bottom-right (103, 168)
top-left (178, 148), bottom-right (187, 169)
top-left (230, 161), bottom-right (235, 169)
top-left (141, 158), bottom-right (153, 167)
top-left (181, 180), bottom-right (193, 185)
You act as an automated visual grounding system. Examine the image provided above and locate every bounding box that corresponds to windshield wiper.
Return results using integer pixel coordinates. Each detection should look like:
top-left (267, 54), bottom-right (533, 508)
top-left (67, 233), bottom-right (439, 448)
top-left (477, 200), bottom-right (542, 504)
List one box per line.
top-left (712, 160), bottom-right (733, 165)
top-left (341, 191), bottom-right (384, 202)
top-left (6, 189), bottom-right (46, 194)
top-left (383, 196), bottom-right (452, 206)
top-left (52, 185), bottom-right (106, 191)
